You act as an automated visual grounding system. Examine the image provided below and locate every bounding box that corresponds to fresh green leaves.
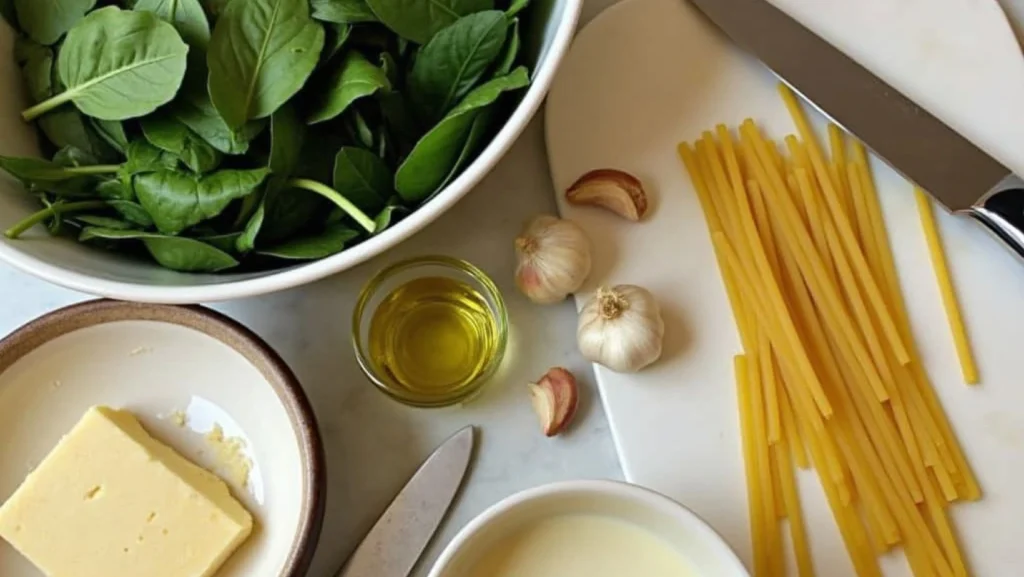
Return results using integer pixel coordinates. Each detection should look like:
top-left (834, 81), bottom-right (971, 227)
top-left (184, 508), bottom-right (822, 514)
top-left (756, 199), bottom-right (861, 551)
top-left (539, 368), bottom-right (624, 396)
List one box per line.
top-left (80, 227), bottom-right (239, 271)
top-left (22, 8), bottom-right (189, 122)
top-left (365, 0), bottom-right (492, 44)
top-left (307, 51), bottom-right (390, 124)
top-left (135, 0), bottom-right (211, 48)
top-left (311, 0), bottom-right (377, 24)
top-left (135, 168), bottom-right (269, 234)
top-left (14, 0), bottom-right (97, 45)
top-left (141, 115), bottom-right (223, 173)
top-left (409, 10), bottom-right (508, 124)
top-left (396, 66), bottom-right (528, 201)
top-left (333, 146), bottom-right (390, 213)
top-left (208, 0), bottom-right (325, 129)
top-left (3, 0), bottom-right (536, 273)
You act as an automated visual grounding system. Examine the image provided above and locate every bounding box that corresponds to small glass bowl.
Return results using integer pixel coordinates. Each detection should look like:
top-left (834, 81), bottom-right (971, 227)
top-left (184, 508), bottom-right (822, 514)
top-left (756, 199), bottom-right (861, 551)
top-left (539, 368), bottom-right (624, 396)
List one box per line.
top-left (352, 255), bottom-right (509, 407)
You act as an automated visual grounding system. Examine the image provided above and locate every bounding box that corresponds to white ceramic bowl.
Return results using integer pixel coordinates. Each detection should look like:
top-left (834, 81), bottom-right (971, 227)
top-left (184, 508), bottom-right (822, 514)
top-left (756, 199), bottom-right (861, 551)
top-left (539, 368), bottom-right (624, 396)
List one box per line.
top-left (428, 480), bottom-right (750, 577)
top-left (0, 1), bottom-right (583, 304)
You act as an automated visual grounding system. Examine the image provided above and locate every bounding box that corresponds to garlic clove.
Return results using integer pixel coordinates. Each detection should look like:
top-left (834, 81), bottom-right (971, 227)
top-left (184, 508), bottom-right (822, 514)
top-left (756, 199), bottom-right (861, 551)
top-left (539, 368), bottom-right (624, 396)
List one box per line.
top-left (528, 367), bottom-right (580, 437)
top-left (514, 215), bottom-right (592, 304)
top-left (566, 169), bottom-right (648, 221)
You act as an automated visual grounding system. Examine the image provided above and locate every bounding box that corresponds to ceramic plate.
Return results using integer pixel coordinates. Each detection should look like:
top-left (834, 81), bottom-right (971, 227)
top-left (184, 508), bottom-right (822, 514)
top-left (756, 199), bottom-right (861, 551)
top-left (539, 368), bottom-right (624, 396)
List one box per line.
top-left (0, 300), bottom-right (325, 576)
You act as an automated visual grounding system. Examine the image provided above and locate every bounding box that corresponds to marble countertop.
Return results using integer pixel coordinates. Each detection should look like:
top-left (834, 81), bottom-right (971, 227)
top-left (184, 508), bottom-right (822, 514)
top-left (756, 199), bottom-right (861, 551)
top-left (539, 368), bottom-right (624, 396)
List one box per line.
top-left (0, 8), bottom-right (623, 569)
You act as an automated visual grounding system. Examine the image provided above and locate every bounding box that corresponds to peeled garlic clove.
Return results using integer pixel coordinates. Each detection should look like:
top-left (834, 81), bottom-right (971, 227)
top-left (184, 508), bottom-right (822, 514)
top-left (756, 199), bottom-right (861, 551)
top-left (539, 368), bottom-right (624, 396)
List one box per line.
top-left (514, 215), bottom-right (592, 304)
top-left (566, 169), bottom-right (648, 221)
top-left (577, 285), bottom-right (665, 373)
top-left (528, 367), bottom-right (580, 437)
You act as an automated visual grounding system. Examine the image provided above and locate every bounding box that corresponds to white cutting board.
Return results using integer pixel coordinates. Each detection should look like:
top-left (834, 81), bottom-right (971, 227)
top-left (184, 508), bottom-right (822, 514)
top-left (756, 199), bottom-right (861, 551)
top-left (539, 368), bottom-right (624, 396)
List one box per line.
top-left (545, 0), bottom-right (1024, 575)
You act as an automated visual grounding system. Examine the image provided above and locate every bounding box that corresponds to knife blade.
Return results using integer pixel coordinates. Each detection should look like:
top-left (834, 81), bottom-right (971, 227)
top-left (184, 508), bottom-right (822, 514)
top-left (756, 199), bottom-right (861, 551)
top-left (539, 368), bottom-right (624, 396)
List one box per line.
top-left (687, 0), bottom-right (1024, 259)
top-left (336, 426), bottom-right (475, 577)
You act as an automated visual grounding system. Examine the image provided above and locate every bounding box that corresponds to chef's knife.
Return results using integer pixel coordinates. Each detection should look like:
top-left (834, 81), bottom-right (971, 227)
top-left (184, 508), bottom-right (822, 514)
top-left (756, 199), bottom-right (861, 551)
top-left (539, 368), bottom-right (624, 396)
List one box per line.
top-left (336, 426), bottom-right (475, 577)
top-left (687, 0), bottom-right (1024, 259)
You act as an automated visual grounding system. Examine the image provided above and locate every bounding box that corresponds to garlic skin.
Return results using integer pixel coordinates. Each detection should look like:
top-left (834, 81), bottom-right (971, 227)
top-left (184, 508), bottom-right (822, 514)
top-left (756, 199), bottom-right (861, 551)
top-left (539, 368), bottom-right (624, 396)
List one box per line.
top-left (577, 285), bottom-right (665, 373)
top-left (514, 215), bottom-right (592, 304)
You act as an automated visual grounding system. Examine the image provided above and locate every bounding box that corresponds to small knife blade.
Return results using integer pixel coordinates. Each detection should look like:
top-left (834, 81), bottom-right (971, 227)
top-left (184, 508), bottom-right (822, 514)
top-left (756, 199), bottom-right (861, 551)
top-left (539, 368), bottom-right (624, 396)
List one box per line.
top-left (687, 0), bottom-right (1024, 258)
top-left (336, 426), bottom-right (475, 577)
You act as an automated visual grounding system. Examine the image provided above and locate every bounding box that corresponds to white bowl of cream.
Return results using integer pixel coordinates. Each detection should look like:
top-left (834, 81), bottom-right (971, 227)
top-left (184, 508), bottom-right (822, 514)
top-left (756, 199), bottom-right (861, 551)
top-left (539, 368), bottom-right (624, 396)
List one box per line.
top-left (429, 480), bottom-right (749, 577)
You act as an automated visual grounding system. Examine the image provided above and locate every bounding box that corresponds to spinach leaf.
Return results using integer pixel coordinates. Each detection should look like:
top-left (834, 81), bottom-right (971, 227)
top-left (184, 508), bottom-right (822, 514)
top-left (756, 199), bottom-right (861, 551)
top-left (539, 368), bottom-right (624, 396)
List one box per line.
top-left (90, 119), bottom-right (129, 155)
top-left (436, 104), bottom-right (492, 192)
top-left (0, 155), bottom-right (118, 182)
top-left (171, 93), bottom-right (266, 154)
top-left (80, 226), bottom-right (239, 271)
top-left (349, 109), bottom-right (375, 149)
top-left (4, 199), bottom-right (107, 239)
top-left (17, 39), bottom-right (119, 161)
top-left (372, 201), bottom-right (407, 233)
top-left (96, 179), bottom-right (134, 200)
top-left (395, 66), bottom-right (527, 201)
top-left (122, 140), bottom-right (180, 178)
top-left (198, 232), bottom-right (241, 252)
top-left (53, 146), bottom-right (99, 167)
top-left (135, 0), bottom-right (211, 49)
top-left (22, 8), bottom-right (190, 122)
top-left (208, 0), bottom-right (324, 129)
top-left (364, 0), bottom-right (492, 44)
top-left (332, 146), bottom-right (389, 214)
top-left (323, 22), bottom-right (352, 61)
top-left (256, 224), bottom-right (359, 259)
top-left (134, 167), bottom-right (269, 234)
top-left (493, 17), bottom-right (519, 76)
top-left (307, 51), bottom-right (390, 124)
top-left (269, 103), bottom-right (304, 176)
top-left (409, 11), bottom-right (507, 124)
top-left (141, 115), bottom-right (223, 173)
top-left (200, 0), bottom-right (230, 18)
top-left (255, 178), bottom-right (328, 243)
top-left (108, 200), bottom-right (155, 226)
top-left (379, 51), bottom-right (399, 87)
top-left (74, 214), bottom-right (137, 229)
top-left (311, 0), bottom-right (376, 24)
top-left (505, 0), bottom-right (528, 17)
top-left (379, 91), bottom-right (422, 157)
top-left (14, 0), bottom-right (96, 45)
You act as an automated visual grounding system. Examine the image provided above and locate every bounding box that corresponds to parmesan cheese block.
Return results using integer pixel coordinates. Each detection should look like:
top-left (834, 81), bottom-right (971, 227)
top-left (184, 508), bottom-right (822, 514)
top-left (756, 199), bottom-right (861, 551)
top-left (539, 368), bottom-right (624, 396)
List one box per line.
top-left (0, 406), bottom-right (254, 577)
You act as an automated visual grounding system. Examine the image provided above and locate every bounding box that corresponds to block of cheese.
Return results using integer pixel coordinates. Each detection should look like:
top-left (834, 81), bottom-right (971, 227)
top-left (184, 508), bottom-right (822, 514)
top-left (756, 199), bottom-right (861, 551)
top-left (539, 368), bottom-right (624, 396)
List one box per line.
top-left (0, 406), bottom-right (254, 577)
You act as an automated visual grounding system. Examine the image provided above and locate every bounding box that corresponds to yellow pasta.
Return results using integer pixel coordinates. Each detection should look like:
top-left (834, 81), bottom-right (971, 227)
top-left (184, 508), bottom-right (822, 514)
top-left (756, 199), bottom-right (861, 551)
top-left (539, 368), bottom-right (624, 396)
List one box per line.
top-left (914, 187), bottom-right (979, 385)
top-left (735, 355), bottom-right (768, 577)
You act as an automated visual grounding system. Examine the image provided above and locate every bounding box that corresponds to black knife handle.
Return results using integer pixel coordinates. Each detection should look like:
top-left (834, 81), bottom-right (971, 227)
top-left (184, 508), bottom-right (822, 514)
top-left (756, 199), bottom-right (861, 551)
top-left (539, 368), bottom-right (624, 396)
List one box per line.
top-left (972, 175), bottom-right (1024, 261)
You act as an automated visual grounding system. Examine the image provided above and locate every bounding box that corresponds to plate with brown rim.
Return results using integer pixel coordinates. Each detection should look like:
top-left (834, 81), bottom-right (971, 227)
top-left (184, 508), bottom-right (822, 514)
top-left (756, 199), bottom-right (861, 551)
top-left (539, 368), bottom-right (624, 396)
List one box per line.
top-left (0, 299), bottom-right (325, 577)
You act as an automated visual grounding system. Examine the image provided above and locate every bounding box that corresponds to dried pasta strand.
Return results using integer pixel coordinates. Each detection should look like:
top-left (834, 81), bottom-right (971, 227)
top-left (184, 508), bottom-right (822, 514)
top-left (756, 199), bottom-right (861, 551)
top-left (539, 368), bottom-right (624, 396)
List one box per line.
top-left (775, 437), bottom-right (816, 577)
top-left (777, 85), bottom-right (910, 365)
top-left (735, 355), bottom-right (769, 577)
top-left (914, 187), bottom-right (979, 385)
top-left (780, 385), bottom-right (810, 469)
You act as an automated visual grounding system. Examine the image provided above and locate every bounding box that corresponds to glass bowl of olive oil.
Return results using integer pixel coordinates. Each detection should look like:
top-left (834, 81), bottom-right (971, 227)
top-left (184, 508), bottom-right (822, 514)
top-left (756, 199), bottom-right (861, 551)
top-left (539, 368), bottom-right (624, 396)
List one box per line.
top-left (352, 256), bottom-right (509, 407)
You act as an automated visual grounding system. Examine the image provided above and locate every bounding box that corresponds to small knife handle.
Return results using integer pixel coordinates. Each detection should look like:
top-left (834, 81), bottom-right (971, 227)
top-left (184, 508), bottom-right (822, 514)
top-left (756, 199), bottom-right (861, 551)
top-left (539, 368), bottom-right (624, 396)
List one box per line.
top-left (971, 175), bottom-right (1024, 261)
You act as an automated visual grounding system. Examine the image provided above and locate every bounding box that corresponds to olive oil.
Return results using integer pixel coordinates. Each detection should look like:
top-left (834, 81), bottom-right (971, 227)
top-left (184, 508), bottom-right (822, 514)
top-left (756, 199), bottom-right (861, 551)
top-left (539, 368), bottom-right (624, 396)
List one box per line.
top-left (368, 276), bottom-right (500, 397)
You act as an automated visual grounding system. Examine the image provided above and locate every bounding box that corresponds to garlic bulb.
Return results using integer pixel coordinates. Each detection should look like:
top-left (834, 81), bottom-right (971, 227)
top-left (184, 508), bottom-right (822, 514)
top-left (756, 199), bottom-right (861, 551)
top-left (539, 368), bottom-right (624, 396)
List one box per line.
top-left (514, 215), bottom-right (592, 304)
top-left (577, 285), bottom-right (664, 373)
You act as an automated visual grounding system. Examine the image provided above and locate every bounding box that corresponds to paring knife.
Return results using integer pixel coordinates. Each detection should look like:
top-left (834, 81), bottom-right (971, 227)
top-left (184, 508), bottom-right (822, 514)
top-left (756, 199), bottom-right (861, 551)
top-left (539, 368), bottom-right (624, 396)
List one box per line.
top-left (687, 0), bottom-right (1024, 259)
top-left (336, 426), bottom-right (475, 577)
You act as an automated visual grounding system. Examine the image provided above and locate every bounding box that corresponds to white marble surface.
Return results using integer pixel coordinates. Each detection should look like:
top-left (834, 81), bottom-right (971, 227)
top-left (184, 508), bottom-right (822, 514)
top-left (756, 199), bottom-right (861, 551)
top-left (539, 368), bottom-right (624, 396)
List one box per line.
top-left (0, 13), bottom-right (622, 570)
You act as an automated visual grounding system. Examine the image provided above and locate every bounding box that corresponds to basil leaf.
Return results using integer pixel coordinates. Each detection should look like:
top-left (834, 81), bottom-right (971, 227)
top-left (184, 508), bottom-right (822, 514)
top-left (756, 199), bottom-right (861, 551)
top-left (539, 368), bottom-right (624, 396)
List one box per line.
top-left (141, 115), bottom-right (223, 173)
top-left (269, 103), bottom-right (304, 176)
top-left (22, 8), bottom-right (190, 122)
top-left (171, 93), bottom-right (266, 154)
top-left (332, 146), bottom-right (389, 214)
top-left (135, 0), bottom-right (211, 49)
top-left (108, 200), bottom-right (155, 226)
top-left (200, 0), bottom-right (231, 18)
top-left (493, 17), bottom-right (519, 77)
top-left (395, 66), bottom-right (528, 201)
top-left (364, 0), bottom-right (492, 44)
top-left (135, 167), bottom-right (270, 234)
top-left (505, 0), bottom-right (528, 17)
top-left (311, 0), bottom-right (377, 24)
top-left (14, 0), bottom-right (96, 45)
top-left (90, 119), bottom-right (129, 155)
top-left (307, 51), bottom-right (390, 125)
top-left (80, 227), bottom-right (239, 272)
top-left (208, 0), bottom-right (325, 129)
top-left (256, 224), bottom-right (359, 259)
top-left (409, 11), bottom-right (507, 124)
